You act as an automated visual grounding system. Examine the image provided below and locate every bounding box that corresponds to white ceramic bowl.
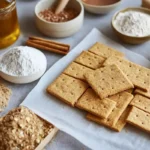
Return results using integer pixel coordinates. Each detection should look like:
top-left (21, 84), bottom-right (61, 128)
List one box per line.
top-left (35, 0), bottom-right (84, 38)
top-left (81, 0), bottom-right (121, 14)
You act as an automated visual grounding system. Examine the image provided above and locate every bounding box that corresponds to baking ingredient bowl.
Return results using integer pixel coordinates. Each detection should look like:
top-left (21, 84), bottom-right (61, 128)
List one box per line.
top-left (112, 7), bottom-right (150, 44)
top-left (81, 0), bottom-right (121, 14)
top-left (35, 0), bottom-right (84, 38)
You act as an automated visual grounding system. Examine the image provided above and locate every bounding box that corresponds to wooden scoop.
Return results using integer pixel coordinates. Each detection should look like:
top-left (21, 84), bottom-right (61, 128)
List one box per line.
top-left (55, 0), bottom-right (70, 14)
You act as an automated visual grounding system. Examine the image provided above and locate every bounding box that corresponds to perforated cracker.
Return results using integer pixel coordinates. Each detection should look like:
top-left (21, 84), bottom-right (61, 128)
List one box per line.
top-left (104, 56), bottom-right (150, 91)
top-left (130, 94), bottom-right (150, 113)
top-left (87, 107), bottom-right (131, 132)
top-left (127, 106), bottom-right (150, 133)
top-left (134, 88), bottom-right (150, 99)
top-left (76, 88), bottom-right (116, 118)
top-left (63, 62), bottom-right (93, 81)
top-left (74, 51), bottom-right (105, 69)
top-left (47, 74), bottom-right (89, 106)
top-left (0, 84), bottom-right (12, 112)
top-left (88, 42), bottom-right (124, 58)
top-left (86, 92), bottom-right (133, 127)
top-left (84, 64), bottom-right (134, 99)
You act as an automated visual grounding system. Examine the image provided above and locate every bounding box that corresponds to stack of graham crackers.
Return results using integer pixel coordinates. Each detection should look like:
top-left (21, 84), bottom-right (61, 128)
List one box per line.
top-left (47, 42), bottom-right (150, 133)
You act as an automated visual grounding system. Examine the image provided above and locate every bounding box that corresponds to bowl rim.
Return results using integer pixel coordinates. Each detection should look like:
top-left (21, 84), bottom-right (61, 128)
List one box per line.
top-left (112, 7), bottom-right (150, 39)
top-left (35, 0), bottom-right (84, 25)
top-left (81, 0), bottom-right (121, 8)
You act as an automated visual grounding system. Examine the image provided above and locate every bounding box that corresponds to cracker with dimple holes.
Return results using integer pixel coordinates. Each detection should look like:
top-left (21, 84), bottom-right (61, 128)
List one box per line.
top-left (134, 88), bottom-right (150, 99)
top-left (104, 56), bottom-right (150, 91)
top-left (127, 106), bottom-right (150, 133)
top-left (76, 88), bottom-right (116, 118)
top-left (63, 62), bottom-right (93, 81)
top-left (47, 74), bottom-right (89, 106)
top-left (87, 107), bottom-right (131, 132)
top-left (0, 84), bottom-right (12, 112)
top-left (74, 51), bottom-right (105, 69)
top-left (88, 42), bottom-right (124, 58)
top-left (84, 64), bottom-right (134, 99)
top-left (130, 94), bottom-right (150, 114)
top-left (86, 92), bottom-right (133, 127)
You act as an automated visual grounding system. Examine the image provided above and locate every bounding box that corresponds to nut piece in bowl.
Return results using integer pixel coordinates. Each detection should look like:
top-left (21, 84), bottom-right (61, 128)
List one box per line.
top-left (35, 0), bottom-right (84, 38)
top-left (81, 0), bottom-right (121, 14)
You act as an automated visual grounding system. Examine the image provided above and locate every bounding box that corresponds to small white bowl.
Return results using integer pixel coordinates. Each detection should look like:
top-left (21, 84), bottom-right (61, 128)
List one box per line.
top-left (81, 0), bottom-right (121, 14)
top-left (35, 0), bottom-right (84, 38)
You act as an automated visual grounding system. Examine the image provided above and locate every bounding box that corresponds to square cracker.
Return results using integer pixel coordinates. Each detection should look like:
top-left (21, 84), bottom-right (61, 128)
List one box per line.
top-left (104, 56), bottom-right (150, 91)
top-left (84, 64), bottom-right (134, 99)
top-left (88, 42), bottom-right (124, 58)
top-left (87, 107), bottom-right (131, 132)
top-left (130, 94), bottom-right (150, 114)
top-left (47, 74), bottom-right (89, 106)
top-left (74, 51), bottom-right (105, 69)
top-left (0, 84), bottom-right (12, 112)
top-left (63, 62), bottom-right (93, 81)
top-left (127, 106), bottom-right (150, 133)
top-left (134, 88), bottom-right (150, 99)
top-left (86, 92), bottom-right (133, 127)
top-left (76, 88), bottom-right (116, 118)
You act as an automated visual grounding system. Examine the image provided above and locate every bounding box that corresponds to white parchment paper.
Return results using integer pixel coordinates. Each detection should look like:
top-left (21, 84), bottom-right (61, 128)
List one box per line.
top-left (22, 28), bottom-right (150, 150)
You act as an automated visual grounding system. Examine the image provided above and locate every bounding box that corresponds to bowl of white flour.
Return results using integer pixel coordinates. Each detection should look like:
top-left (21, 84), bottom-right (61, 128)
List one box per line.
top-left (112, 7), bottom-right (150, 44)
top-left (0, 46), bottom-right (47, 84)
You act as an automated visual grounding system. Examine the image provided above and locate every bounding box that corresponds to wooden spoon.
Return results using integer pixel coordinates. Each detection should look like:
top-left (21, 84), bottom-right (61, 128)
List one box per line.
top-left (55, 0), bottom-right (70, 14)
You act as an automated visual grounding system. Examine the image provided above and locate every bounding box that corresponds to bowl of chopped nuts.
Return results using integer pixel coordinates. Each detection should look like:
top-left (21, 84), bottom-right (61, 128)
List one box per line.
top-left (35, 0), bottom-right (84, 38)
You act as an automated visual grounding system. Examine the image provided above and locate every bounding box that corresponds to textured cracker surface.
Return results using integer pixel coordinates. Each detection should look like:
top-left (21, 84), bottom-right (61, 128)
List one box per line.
top-left (134, 89), bottom-right (150, 99)
top-left (63, 62), bottom-right (93, 81)
top-left (88, 42), bottom-right (124, 58)
top-left (0, 84), bottom-right (12, 112)
top-left (86, 92), bottom-right (133, 127)
top-left (76, 88), bottom-right (116, 118)
top-left (104, 56), bottom-right (150, 91)
top-left (84, 64), bottom-right (134, 99)
top-left (130, 94), bottom-right (150, 113)
top-left (47, 74), bottom-right (89, 106)
top-left (74, 51), bottom-right (105, 69)
top-left (127, 106), bottom-right (150, 133)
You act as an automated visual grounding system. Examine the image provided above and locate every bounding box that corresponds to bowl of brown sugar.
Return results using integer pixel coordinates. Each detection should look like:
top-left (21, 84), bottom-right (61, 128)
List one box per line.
top-left (35, 0), bottom-right (84, 38)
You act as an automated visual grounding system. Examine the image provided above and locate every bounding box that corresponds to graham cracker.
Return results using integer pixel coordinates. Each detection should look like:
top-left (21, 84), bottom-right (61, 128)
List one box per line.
top-left (84, 64), bottom-right (134, 99)
top-left (86, 92), bottom-right (133, 127)
top-left (126, 88), bottom-right (134, 94)
top-left (63, 62), bottom-right (93, 81)
top-left (127, 106), bottom-right (150, 133)
top-left (88, 42), bottom-right (124, 58)
top-left (134, 88), bottom-right (150, 99)
top-left (0, 84), bottom-right (12, 112)
top-left (74, 51), bottom-right (105, 69)
top-left (130, 94), bottom-right (150, 114)
top-left (104, 56), bottom-right (150, 91)
top-left (47, 74), bottom-right (89, 106)
top-left (76, 88), bottom-right (116, 118)
top-left (87, 107), bottom-right (131, 132)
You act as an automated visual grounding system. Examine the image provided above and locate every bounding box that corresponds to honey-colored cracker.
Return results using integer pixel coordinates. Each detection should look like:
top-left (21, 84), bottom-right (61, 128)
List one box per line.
top-left (87, 107), bottom-right (131, 132)
top-left (63, 62), bottom-right (93, 81)
top-left (134, 88), bottom-right (150, 99)
top-left (0, 84), bottom-right (12, 112)
top-left (104, 56), bottom-right (150, 91)
top-left (76, 88), bottom-right (116, 118)
top-left (74, 51), bottom-right (105, 69)
top-left (86, 92), bottom-right (133, 127)
top-left (47, 74), bottom-right (89, 106)
top-left (130, 94), bottom-right (150, 114)
top-left (84, 64), bottom-right (134, 99)
top-left (88, 42), bottom-right (124, 58)
top-left (127, 106), bottom-right (150, 133)
top-left (126, 88), bottom-right (134, 93)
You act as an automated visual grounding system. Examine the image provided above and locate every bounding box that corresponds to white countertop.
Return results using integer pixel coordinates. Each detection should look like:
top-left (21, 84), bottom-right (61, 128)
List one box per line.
top-left (0, 0), bottom-right (150, 149)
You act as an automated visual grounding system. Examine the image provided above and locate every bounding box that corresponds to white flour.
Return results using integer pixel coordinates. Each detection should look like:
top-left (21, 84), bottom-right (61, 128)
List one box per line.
top-left (0, 46), bottom-right (46, 76)
top-left (113, 11), bottom-right (150, 37)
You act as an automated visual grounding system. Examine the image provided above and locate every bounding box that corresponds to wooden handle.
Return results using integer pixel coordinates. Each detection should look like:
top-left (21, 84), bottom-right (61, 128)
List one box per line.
top-left (55, 0), bottom-right (70, 14)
